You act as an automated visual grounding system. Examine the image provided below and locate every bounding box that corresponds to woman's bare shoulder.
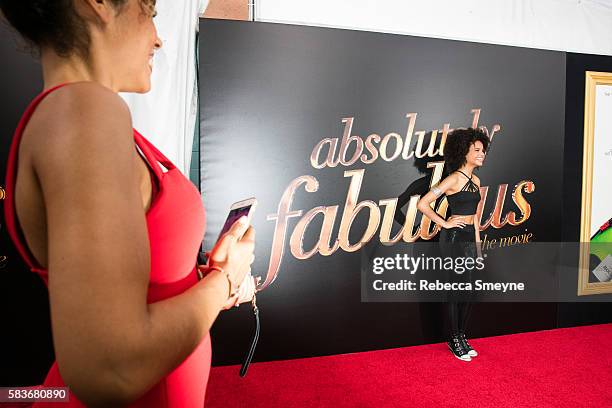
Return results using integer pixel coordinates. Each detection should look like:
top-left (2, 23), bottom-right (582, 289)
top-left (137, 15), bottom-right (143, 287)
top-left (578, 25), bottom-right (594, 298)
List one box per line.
top-left (440, 172), bottom-right (461, 185)
top-left (38, 82), bottom-right (131, 127)
top-left (435, 172), bottom-right (461, 194)
top-left (27, 82), bottom-right (134, 164)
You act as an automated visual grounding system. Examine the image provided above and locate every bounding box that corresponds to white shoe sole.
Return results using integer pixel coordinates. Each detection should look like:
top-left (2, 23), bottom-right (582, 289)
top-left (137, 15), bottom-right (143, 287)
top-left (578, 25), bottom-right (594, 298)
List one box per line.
top-left (461, 337), bottom-right (478, 357)
top-left (448, 344), bottom-right (471, 361)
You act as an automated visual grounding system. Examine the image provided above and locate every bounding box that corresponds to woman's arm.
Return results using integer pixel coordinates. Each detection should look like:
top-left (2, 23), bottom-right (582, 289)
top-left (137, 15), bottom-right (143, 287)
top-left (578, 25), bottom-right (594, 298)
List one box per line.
top-left (416, 174), bottom-right (465, 229)
top-left (474, 214), bottom-right (483, 257)
top-left (472, 175), bottom-right (483, 257)
top-left (32, 83), bottom-right (249, 406)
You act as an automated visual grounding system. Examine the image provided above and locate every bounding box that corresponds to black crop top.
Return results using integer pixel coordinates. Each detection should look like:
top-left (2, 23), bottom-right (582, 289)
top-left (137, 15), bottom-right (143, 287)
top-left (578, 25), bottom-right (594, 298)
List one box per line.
top-left (445, 170), bottom-right (481, 216)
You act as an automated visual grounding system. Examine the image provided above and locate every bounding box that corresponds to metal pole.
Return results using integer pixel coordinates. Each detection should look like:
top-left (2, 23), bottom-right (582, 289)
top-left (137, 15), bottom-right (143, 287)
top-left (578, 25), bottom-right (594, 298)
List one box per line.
top-left (248, 0), bottom-right (256, 21)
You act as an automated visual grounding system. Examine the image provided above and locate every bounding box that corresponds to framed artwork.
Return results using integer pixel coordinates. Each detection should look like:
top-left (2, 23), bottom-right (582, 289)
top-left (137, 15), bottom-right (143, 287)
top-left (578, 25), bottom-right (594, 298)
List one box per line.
top-left (578, 71), bottom-right (612, 295)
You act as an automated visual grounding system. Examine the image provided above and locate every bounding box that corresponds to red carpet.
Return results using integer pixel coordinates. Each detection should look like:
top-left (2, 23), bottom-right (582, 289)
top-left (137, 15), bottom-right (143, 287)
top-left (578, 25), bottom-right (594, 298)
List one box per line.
top-left (205, 324), bottom-right (612, 408)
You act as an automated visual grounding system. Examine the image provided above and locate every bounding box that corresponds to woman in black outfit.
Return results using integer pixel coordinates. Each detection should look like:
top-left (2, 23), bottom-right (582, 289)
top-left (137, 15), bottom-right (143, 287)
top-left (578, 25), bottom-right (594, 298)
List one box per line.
top-left (417, 128), bottom-right (489, 361)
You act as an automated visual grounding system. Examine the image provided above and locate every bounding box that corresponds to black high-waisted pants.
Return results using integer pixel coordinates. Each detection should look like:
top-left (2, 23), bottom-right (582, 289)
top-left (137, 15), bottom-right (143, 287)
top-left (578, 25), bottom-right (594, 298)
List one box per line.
top-left (439, 224), bottom-right (477, 337)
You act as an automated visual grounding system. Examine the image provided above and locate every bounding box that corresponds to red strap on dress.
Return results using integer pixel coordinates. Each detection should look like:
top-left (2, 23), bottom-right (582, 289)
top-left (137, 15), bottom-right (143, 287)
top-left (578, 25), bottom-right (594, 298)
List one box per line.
top-left (3, 84), bottom-right (69, 281)
top-left (3, 88), bottom-right (177, 282)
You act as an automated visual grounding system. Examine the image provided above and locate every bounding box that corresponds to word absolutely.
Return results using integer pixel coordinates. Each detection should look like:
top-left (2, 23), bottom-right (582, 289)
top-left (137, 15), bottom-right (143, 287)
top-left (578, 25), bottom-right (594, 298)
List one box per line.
top-left (372, 254), bottom-right (485, 275)
top-left (373, 279), bottom-right (525, 292)
top-left (482, 231), bottom-right (533, 251)
top-left (310, 109), bottom-right (501, 169)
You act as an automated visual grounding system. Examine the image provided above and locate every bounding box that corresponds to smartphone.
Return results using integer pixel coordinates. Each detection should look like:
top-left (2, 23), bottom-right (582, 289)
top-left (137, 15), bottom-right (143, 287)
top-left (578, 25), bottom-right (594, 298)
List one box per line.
top-left (216, 197), bottom-right (257, 241)
top-left (198, 198), bottom-right (257, 279)
top-left (217, 198), bottom-right (259, 301)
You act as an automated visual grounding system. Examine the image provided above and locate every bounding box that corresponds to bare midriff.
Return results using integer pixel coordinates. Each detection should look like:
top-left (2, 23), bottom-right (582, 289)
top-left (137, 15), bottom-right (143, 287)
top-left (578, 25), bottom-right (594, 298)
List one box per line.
top-left (448, 214), bottom-right (475, 224)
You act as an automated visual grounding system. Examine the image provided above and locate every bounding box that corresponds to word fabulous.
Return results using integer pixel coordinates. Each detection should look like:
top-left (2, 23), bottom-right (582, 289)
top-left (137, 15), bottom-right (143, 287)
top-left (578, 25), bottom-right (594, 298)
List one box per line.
top-left (257, 109), bottom-right (534, 290)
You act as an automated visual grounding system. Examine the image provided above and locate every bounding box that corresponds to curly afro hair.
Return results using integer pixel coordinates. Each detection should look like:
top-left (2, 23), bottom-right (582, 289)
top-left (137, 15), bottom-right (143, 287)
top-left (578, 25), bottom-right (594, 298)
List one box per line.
top-left (443, 127), bottom-right (489, 172)
top-left (0, 0), bottom-right (156, 57)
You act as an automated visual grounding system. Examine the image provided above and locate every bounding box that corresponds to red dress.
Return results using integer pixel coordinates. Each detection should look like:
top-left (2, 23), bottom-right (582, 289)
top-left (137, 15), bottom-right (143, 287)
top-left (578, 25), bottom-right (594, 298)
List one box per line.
top-left (3, 84), bottom-right (211, 407)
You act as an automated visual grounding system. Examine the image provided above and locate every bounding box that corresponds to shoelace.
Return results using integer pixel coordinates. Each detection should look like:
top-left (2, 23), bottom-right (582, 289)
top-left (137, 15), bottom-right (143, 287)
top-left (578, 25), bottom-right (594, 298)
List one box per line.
top-left (452, 338), bottom-right (464, 352)
top-left (459, 334), bottom-right (473, 350)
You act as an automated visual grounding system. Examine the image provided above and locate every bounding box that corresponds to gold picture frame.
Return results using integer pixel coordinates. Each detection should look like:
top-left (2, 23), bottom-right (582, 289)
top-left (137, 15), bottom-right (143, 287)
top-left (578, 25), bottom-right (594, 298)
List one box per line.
top-left (578, 71), bottom-right (612, 295)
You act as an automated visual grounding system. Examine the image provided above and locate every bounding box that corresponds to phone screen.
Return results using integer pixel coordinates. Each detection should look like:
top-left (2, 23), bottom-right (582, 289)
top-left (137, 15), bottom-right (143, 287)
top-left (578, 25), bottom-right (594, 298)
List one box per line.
top-left (218, 204), bottom-right (253, 240)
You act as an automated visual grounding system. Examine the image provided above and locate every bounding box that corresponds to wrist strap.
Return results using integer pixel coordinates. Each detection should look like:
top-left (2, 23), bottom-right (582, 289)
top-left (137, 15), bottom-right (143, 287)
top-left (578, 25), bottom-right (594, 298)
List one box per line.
top-left (196, 253), bottom-right (260, 377)
top-left (239, 294), bottom-right (260, 377)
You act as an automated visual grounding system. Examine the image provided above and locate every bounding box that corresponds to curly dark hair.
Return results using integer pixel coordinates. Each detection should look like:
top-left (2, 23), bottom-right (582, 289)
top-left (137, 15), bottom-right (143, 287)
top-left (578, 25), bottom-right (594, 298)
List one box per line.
top-left (443, 127), bottom-right (489, 173)
top-left (0, 0), bottom-right (156, 57)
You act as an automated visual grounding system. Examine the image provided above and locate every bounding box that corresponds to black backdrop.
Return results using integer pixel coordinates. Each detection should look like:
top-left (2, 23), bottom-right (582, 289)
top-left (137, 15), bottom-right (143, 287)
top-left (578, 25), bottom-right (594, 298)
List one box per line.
top-left (0, 22), bottom-right (53, 386)
top-left (0, 20), bottom-right (611, 386)
top-left (198, 20), bottom-right (611, 366)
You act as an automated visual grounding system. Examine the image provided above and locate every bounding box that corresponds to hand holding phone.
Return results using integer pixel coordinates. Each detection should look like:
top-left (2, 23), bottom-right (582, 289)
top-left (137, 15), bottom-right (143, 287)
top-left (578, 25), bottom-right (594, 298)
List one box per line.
top-left (206, 199), bottom-right (257, 307)
top-left (204, 199), bottom-right (261, 377)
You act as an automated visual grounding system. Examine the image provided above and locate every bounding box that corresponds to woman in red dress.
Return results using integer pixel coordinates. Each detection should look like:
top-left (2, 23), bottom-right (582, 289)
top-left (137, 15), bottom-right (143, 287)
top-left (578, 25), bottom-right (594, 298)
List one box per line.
top-left (1, 0), bottom-right (255, 406)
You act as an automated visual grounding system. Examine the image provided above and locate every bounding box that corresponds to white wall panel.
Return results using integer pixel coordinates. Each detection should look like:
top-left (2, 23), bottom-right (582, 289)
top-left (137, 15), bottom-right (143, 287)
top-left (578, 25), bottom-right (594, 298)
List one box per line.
top-left (257, 0), bottom-right (612, 56)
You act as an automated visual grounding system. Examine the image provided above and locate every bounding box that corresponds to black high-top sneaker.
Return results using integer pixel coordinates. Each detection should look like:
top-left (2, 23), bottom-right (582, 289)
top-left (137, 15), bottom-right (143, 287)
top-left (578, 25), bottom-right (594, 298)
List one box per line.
top-left (447, 334), bottom-right (471, 361)
top-left (458, 333), bottom-right (477, 357)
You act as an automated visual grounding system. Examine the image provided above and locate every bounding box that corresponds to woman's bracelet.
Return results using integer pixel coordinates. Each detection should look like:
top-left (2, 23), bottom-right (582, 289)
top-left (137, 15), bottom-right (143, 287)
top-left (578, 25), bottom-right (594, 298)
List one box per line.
top-left (210, 265), bottom-right (236, 299)
top-left (198, 264), bottom-right (237, 300)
